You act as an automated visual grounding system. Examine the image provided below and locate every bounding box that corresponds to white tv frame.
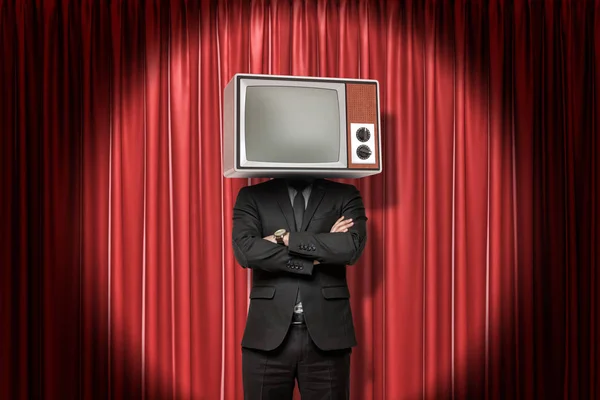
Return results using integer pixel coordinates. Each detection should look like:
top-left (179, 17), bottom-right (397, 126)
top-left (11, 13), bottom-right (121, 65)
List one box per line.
top-left (223, 73), bottom-right (382, 179)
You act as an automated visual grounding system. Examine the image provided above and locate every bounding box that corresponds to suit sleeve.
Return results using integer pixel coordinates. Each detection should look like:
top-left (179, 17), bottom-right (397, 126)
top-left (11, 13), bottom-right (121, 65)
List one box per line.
top-left (288, 185), bottom-right (367, 266)
top-left (232, 186), bottom-right (314, 275)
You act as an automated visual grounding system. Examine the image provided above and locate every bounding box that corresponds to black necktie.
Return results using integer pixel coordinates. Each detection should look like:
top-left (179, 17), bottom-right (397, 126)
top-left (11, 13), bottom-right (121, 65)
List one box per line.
top-left (292, 184), bottom-right (307, 232)
top-left (290, 181), bottom-right (308, 323)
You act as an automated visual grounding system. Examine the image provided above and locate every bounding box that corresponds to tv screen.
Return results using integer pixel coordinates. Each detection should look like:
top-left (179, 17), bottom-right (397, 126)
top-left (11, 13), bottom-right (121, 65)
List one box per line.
top-left (244, 86), bottom-right (341, 163)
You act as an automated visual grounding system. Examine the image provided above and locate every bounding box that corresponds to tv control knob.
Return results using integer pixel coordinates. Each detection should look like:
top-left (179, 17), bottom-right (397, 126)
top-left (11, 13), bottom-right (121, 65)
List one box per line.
top-left (356, 145), bottom-right (372, 160)
top-left (356, 127), bottom-right (371, 142)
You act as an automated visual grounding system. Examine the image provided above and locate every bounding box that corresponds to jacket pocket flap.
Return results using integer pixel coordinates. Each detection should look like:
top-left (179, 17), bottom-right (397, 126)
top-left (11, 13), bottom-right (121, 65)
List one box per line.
top-left (321, 286), bottom-right (350, 299)
top-left (250, 286), bottom-right (276, 299)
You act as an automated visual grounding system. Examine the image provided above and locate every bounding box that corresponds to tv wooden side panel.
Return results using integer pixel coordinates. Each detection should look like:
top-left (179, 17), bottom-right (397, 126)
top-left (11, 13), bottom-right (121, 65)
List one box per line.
top-left (345, 83), bottom-right (380, 170)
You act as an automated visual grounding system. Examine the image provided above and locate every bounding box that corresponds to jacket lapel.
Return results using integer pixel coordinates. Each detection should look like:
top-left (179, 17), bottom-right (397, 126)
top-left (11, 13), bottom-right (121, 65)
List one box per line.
top-left (301, 179), bottom-right (327, 231)
top-left (273, 179), bottom-right (296, 231)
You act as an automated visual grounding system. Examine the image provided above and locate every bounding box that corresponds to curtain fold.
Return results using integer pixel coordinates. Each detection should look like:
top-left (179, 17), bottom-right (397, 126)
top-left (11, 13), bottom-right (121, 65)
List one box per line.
top-left (1, 1), bottom-right (598, 399)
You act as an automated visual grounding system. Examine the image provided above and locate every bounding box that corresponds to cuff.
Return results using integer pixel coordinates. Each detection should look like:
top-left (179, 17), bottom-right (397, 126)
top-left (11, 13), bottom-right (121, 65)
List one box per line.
top-left (288, 232), bottom-right (317, 257)
top-left (285, 256), bottom-right (314, 275)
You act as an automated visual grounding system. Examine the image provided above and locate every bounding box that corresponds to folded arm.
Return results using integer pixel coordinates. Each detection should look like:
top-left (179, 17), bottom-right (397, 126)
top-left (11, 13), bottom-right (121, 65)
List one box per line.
top-left (232, 186), bottom-right (314, 275)
top-left (288, 186), bottom-right (367, 265)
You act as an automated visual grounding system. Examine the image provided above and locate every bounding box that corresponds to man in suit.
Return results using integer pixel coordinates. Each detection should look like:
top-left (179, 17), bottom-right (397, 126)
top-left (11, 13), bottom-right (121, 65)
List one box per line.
top-left (232, 177), bottom-right (367, 399)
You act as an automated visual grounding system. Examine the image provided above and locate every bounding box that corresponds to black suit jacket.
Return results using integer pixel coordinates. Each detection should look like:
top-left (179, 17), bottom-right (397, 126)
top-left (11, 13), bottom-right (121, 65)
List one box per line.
top-left (232, 178), bottom-right (367, 351)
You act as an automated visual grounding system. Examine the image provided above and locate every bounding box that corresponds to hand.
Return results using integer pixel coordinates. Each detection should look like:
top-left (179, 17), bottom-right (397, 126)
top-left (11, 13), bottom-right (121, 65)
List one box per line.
top-left (263, 235), bottom-right (276, 244)
top-left (330, 216), bottom-right (353, 233)
top-left (283, 233), bottom-right (289, 246)
top-left (263, 234), bottom-right (289, 246)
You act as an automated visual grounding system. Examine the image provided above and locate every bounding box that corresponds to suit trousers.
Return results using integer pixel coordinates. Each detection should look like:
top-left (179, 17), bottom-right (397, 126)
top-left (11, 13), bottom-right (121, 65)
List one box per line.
top-left (242, 324), bottom-right (351, 400)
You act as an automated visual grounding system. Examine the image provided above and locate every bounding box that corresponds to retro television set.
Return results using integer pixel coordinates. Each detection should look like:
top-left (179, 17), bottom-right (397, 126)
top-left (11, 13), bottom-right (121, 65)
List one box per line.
top-left (222, 73), bottom-right (381, 178)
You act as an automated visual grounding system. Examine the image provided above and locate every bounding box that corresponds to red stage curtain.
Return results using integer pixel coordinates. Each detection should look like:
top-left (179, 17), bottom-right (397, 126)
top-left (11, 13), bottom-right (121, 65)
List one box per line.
top-left (1, 1), bottom-right (599, 399)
